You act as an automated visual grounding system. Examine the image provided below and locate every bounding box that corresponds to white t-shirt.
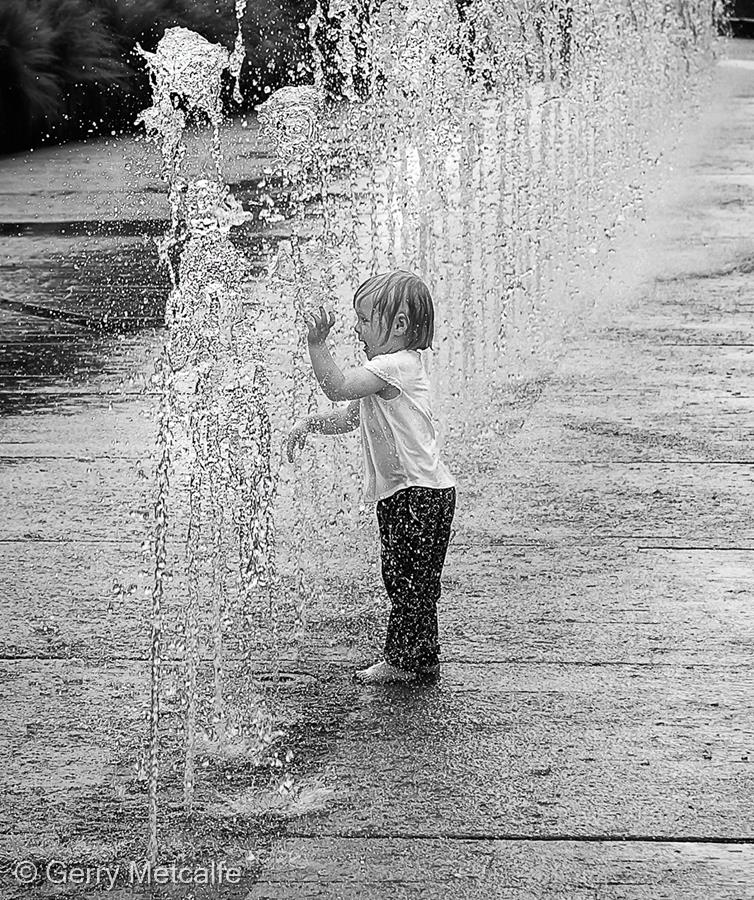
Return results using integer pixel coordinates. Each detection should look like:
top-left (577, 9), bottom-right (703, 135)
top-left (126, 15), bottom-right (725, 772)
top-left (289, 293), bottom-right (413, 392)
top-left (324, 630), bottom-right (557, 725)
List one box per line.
top-left (359, 349), bottom-right (455, 502)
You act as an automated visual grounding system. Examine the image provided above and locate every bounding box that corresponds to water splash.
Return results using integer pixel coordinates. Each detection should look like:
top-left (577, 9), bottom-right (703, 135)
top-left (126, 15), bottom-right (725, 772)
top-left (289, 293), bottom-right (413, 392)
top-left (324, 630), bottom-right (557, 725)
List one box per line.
top-left (138, 7), bottom-right (280, 863)
top-left (137, 28), bottom-right (229, 178)
top-left (257, 85), bottom-right (321, 166)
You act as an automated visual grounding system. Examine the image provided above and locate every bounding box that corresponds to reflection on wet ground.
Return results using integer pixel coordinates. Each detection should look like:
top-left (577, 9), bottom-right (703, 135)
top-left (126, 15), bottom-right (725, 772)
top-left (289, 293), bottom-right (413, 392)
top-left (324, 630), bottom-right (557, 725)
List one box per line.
top-left (0, 236), bottom-right (168, 330)
top-left (0, 230), bottom-right (286, 415)
top-left (0, 122), bottom-right (284, 416)
top-left (0, 315), bottom-right (159, 416)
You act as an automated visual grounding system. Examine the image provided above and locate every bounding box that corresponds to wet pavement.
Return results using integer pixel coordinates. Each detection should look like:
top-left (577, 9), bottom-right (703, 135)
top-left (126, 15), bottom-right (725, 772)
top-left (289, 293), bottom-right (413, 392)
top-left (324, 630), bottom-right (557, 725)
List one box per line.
top-left (1, 42), bottom-right (754, 900)
top-left (0, 120), bottom-right (283, 416)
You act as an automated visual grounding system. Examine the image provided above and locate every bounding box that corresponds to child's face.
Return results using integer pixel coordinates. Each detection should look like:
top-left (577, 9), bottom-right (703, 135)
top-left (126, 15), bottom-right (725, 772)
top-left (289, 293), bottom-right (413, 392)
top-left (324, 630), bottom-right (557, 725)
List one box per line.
top-left (353, 294), bottom-right (389, 360)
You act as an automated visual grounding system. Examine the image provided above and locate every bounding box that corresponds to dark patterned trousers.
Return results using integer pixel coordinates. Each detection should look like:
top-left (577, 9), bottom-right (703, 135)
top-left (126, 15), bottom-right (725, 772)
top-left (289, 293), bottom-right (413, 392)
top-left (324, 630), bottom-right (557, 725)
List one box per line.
top-left (376, 486), bottom-right (456, 673)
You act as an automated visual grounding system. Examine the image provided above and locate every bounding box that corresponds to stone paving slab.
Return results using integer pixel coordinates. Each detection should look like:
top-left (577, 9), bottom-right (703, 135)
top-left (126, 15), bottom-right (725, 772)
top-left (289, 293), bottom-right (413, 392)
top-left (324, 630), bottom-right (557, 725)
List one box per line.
top-left (3, 542), bottom-right (754, 667)
top-left (1, 441), bottom-right (752, 543)
top-left (1, 657), bottom-right (751, 844)
top-left (4, 843), bottom-right (752, 900)
top-left (243, 839), bottom-right (754, 900)
top-left (0, 121), bottom-right (273, 224)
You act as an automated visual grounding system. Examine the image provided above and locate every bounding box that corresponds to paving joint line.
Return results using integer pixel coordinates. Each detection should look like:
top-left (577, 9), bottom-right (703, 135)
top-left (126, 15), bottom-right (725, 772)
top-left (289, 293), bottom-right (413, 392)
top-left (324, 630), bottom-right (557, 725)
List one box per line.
top-left (283, 833), bottom-right (754, 844)
top-left (2, 456), bottom-right (754, 464)
top-left (0, 655), bottom-right (742, 668)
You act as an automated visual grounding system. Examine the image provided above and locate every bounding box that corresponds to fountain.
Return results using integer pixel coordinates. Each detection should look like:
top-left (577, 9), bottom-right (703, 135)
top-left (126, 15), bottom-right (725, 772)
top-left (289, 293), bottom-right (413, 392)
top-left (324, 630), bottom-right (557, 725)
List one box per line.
top-left (136, 0), bottom-right (720, 862)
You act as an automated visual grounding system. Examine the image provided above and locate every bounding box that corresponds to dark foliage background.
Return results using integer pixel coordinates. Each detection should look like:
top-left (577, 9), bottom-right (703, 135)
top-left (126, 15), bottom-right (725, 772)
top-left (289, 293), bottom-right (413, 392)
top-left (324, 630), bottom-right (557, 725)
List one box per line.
top-left (0, 0), bottom-right (317, 154)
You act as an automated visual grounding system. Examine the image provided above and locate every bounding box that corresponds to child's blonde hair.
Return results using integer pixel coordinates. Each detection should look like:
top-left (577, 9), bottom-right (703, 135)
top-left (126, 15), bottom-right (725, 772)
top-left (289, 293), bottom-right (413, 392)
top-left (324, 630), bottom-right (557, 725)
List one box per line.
top-left (353, 271), bottom-right (435, 351)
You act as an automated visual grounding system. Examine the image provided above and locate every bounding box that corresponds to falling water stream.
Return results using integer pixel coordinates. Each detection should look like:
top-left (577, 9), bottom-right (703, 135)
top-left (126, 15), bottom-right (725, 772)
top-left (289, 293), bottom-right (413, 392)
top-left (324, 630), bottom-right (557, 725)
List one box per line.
top-left (136, 3), bottom-right (279, 862)
top-left (137, 0), bottom-right (720, 861)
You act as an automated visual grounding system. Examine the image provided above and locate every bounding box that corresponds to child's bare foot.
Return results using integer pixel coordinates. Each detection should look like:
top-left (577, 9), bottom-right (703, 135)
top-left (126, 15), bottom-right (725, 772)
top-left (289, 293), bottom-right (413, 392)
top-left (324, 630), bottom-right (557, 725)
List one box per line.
top-left (354, 660), bottom-right (417, 684)
top-left (354, 660), bottom-right (441, 684)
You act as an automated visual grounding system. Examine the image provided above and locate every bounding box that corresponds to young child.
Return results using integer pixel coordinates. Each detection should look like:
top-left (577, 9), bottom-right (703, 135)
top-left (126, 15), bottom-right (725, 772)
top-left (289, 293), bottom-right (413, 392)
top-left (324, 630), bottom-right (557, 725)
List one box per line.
top-left (286, 271), bottom-right (456, 684)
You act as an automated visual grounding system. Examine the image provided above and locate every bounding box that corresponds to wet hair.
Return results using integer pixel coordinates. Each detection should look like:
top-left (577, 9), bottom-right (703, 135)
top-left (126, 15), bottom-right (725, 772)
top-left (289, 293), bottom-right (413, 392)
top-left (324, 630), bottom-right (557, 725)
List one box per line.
top-left (353, 271), bottom-right (435, 350)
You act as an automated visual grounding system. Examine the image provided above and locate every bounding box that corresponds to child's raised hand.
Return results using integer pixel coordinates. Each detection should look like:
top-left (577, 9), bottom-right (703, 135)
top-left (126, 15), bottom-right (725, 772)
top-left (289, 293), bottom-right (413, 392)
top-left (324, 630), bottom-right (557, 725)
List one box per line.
top-left (306, 306), bottom-right (335, 345)
top-left (286, 419), bottom-right (310, 463)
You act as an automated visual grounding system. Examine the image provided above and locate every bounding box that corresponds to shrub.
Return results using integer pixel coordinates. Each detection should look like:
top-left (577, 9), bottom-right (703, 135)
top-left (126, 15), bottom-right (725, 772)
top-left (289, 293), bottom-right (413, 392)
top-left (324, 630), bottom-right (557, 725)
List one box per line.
top-left (0, 1), bottom-right (68, 150)
top-left (0, 0), bottom-right (315, 154)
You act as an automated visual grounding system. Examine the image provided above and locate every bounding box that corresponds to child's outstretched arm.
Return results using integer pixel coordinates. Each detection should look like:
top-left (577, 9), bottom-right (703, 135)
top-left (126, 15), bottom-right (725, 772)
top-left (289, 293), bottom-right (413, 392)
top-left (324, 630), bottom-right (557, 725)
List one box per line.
top-left (306, 306), bottom-right (387, 401)
top-left (287, 400), bottom-right (359, 462)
